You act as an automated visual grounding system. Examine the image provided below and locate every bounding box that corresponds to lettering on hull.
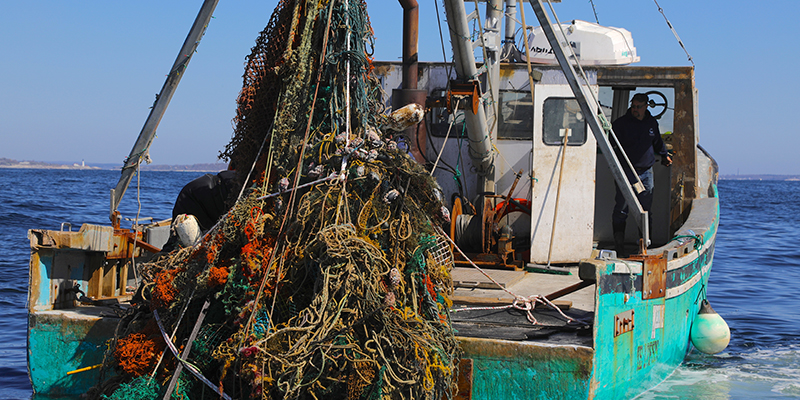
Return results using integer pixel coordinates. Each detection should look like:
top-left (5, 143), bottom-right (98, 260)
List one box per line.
top-left (637, 340), bottom-right (660, 370)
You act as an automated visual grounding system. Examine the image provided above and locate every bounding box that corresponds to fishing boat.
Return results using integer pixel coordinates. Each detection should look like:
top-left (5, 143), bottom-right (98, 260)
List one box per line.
top-left (26, 1), bottom-right (727, 399)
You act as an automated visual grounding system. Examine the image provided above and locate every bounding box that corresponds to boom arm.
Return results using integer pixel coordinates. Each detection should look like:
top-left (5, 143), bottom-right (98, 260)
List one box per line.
top-left (110, 0), bottom-right (220, 224)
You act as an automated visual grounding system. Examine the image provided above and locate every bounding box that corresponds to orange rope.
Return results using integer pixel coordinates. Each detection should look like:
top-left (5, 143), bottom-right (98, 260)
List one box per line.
top-left (115, 332), bottom-right (159, 376)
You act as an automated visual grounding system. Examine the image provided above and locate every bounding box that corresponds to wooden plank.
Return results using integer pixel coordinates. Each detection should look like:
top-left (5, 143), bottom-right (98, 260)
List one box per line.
top-left (101, 261), bottom-right (116, 298)
top-left (451, 267), bottom-right (525, 289)
top-left (119, 261), bottom-right (129, 296)
top-left (88, 261), bottom-right (102, 299)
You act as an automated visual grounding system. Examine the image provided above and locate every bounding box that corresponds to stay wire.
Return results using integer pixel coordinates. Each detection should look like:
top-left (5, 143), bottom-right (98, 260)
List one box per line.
top-left (652, 0), bottom-right (695, 67)
top-left (433, 0), bottom-right (455, 82)
top-left (426, 109), bottom-right (467, 196)
top-left (430, 99), bottom-right (461, 176)
top-left (589, 0), bottom-right (600, 24)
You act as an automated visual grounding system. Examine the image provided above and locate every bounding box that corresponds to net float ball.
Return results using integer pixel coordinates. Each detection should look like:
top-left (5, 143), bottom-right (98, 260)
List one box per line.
top-left (690, 299), bottom-right (731, 354)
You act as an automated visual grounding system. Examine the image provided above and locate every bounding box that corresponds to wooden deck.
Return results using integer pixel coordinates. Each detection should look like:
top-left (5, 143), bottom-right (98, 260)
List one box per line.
top-left (450, 267), bottom-right (595, 347)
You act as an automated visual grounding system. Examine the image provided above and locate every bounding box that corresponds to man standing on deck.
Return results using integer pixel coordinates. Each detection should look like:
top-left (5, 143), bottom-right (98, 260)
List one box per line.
top-left (611, 93), bottom-right (672, 256)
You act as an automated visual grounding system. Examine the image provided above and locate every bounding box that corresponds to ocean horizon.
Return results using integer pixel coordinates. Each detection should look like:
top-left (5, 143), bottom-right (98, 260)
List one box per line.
top-left (1, 169), bottom-right (798, 399)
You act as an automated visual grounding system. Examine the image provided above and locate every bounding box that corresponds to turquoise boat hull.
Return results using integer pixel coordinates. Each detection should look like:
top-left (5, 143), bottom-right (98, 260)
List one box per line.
top-left (454, 196), bottom-right (719, 399)
top-left (26, 196), bottom-right (718, 398)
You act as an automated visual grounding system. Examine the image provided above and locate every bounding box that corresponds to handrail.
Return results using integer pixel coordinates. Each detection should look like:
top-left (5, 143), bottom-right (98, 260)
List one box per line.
top-left (528, 0), bottom-right (650, 246)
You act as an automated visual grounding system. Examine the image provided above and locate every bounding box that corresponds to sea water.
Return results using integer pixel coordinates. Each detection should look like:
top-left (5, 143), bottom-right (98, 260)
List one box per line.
top-left (1, 169), bottom-right (798, 399)
top-left (0, 169), bottom-right (198, 399)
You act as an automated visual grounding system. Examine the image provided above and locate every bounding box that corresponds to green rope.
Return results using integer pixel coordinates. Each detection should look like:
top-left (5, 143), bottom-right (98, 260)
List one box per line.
top-left (103, 376), bottom-right (160, 400)
top-left (671, 233), bottom-right (704, 254)
top-left (109, 2), bottom-right (461, 399)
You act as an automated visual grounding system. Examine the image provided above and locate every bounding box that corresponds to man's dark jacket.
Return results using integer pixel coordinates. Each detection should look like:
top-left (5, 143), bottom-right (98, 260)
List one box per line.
top-left (612, 109), bottom-right (668, 172)
top-left (172, 170), bottom-right (236, 231)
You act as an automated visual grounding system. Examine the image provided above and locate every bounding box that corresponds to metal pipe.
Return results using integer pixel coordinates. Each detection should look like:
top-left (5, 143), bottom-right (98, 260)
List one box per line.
top-left (502, 0), bottom-right (518, 61)
top-left (442, 0), bottom-right (494, 185)
top-left (396, 0), bottom-right (427, 162)
top-left (398, 0), bottom-right (419, 90)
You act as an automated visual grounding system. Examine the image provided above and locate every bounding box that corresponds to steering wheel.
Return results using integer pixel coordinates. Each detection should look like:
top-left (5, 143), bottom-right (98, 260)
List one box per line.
top-left (644, 90), bottom-right (669, 120)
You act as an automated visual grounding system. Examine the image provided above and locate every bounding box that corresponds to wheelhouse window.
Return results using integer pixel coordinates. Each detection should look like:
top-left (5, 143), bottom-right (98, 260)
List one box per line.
top-left (428, 108), bottom-right (467, 138)
top-left (542, 97), bottom-right (587, 146)
top-left (498, 91), bottom-right (534, 139)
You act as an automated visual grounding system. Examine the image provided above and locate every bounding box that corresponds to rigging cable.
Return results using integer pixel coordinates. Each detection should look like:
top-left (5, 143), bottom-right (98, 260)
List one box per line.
top-left (433, 0), bottom-right (455, 82)
top-left (588, 0), bottom-right (600, 24)
top-left (425, 109), bottom-right (465, 180)
top-left (542, 0), bottom-right (643, 190)
top-left (652, 0), bottom-right (695, 67)
top-left (430, 99), bottom-right (462, 175)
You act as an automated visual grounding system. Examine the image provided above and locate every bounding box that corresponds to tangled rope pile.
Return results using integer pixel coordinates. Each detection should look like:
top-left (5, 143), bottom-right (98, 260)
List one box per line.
top-left (93, 1), bottom-right (460, 399)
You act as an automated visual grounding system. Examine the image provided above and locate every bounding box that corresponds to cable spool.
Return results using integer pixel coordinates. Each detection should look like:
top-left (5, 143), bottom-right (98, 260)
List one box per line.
top-left (449, 197), bottom-right (484, 253)
top-left (690, 299), bottom-right (731, 354)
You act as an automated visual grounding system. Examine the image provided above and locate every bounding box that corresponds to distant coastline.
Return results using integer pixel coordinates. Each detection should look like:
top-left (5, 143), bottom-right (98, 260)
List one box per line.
top-left (2, 158), bottom-right (798, 180)
top-left (0, 158), bottom-right (227, 172)
top-left (0, 158), bottom-right (101, 170)
top-left (719, 174), bottom-right (800, 181)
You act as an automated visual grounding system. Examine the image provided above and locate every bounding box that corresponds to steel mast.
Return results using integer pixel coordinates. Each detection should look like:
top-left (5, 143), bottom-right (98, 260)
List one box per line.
top-left (110, 0), bottom-right (220, 225)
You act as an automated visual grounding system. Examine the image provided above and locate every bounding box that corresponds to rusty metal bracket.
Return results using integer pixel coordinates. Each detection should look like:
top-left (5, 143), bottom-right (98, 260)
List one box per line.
top-left (123, 231), bottom-right (161, 254)
top-left (614, 309), bottom-right (635, 337)
top-left (107, 229), bottom-right (161, 259)
top-left (641, 255), bottom-right (667, 300)
top-left (447, 80), bottom-right (481, 115)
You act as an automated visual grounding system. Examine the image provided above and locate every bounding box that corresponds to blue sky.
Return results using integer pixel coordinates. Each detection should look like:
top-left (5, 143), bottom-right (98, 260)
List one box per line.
top-left (1, 1), bottom-right (798, 175)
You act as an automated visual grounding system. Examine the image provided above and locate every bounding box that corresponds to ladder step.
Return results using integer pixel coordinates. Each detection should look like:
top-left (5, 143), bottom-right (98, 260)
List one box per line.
top-left (471, 39), bottom-right (482, 51)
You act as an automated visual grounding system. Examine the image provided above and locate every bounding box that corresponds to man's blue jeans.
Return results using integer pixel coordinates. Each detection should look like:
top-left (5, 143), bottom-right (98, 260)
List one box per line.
top-left (612, 167), bottom-right (654, 225)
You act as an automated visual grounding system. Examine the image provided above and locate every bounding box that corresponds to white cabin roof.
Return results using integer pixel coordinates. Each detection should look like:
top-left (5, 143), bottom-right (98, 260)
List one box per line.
top-left (524, 20), bottom-right (639, 66)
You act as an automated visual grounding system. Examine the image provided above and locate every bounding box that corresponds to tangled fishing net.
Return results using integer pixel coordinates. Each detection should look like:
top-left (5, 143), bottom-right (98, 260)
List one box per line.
top-left (95, 1), bottom-right (460, 399)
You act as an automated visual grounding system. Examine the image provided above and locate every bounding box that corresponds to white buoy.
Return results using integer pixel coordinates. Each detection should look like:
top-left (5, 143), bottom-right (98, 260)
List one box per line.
top-left (385, 103), bottom-right (424, 132)
top-left (172, 214), bottom-right (201, 247)
top-left (690, 299), bottom-right (731, 354)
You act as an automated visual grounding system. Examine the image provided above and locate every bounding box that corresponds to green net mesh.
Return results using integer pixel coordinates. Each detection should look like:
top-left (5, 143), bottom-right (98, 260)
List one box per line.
top-left (102, 376), bottom-right (160, 400)
top-left (101, 375), bottom-right (191, 400)
top-left (98, 1), bottom-right (460, 399)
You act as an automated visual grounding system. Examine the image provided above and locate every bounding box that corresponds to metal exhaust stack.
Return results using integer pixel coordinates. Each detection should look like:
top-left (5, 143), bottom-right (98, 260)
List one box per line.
top-left (395, 0), bottom-right (428, 163)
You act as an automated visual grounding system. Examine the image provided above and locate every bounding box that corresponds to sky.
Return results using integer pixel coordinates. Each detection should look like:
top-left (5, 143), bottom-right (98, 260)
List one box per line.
top-left (1, 1), bottom-right (798, 175)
